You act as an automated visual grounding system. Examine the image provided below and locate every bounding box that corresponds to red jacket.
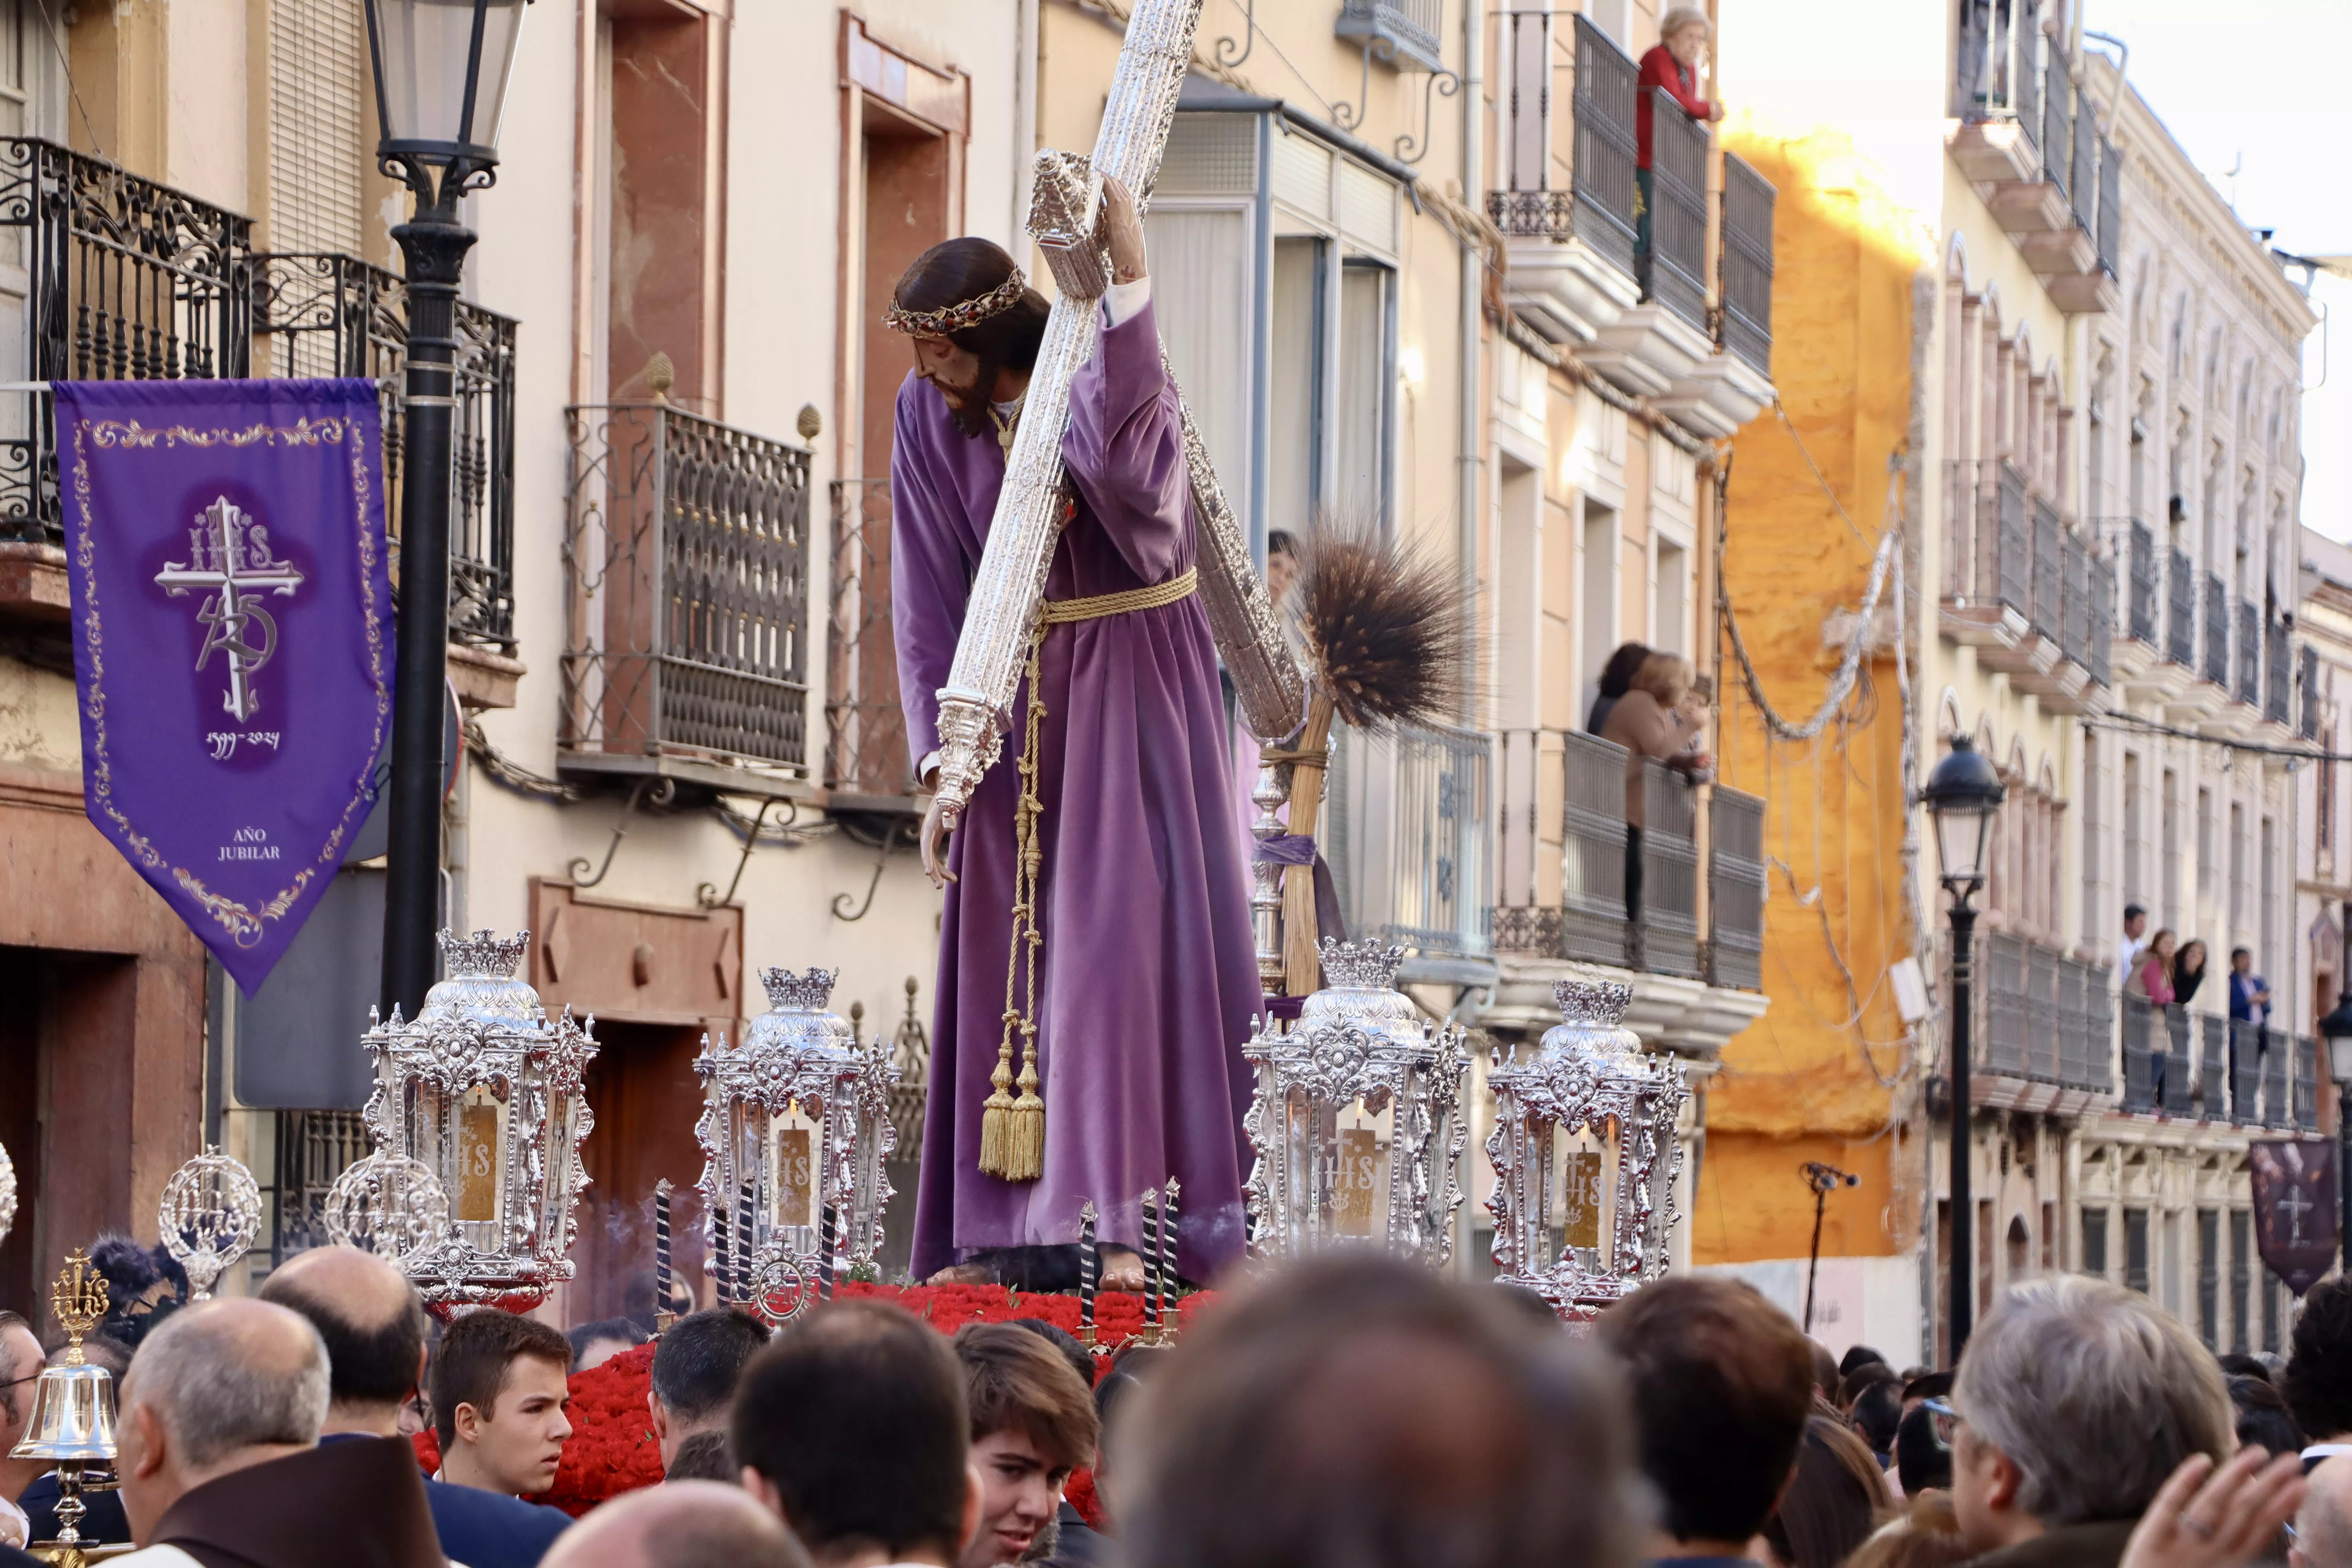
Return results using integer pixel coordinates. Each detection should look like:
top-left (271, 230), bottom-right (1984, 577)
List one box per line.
top-left (1636, 44), bottom-right (1714, 169)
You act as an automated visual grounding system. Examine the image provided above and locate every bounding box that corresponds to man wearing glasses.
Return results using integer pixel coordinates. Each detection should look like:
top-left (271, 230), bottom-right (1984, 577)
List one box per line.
top-left (0, 1310), bottom-right (44, 1553)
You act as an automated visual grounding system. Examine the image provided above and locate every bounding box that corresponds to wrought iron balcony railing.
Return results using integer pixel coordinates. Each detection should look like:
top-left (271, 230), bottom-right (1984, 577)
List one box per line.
top-left (1709, 785), bottom-right (1766, 991)
top-left (1954, 0), bottom-right (2045, 132)
top-left (1957, 929), bottom-right (2113, 1097)
top-left (2088, 550), bottom-right (2114, 687)
top-left (2166, 547), bottom-right (2196, 668)
top-left (1568, 15), bottom-right (1639, 278)
top-left (1719, 154), bottom-right (1776, 375)
top-left (2115, 1005), bottom-right (2313, 1127)
top-left (1335, 0), bottom-right (1446, 76)
top-left (1328, 719), bottom-right (1493, 960)
top-left (0, 137), bottom-right (253, 540)
top-left (2264, 618), bottom-right (2291, 727)
top-left (825, 477), bottom-right (911, 800)
top-left (1944, 458), bottom-right (2032, 620)
top-left (2235, 599), bottom-right (2260, 708)
top-left (562, 403), bottom-right (811, 777)
top-left (256, 252), bottom-right (517, 652)
top-left (2303, 644), bottom-right (2322, 740)
top-left (2096, 519), bottom-right (2156, 644)
top-left (1646, 87), bottom-right (1709, 335)
top-left (2202, 573), bottom-right (2229, 688)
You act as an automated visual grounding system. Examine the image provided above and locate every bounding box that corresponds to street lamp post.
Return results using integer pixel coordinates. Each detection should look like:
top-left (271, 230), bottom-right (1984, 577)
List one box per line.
top-left (363, 0), bottom-right (531, 1017)
top-left (1922, 733), bottom-right (2004, 1361)
top-left (2316, 899), bottom-right (2352, 1272)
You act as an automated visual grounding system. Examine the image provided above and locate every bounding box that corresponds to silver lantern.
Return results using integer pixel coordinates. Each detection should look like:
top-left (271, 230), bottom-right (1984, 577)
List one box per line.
top-left (1243, 939), bottom-right (1468, 1265)
top-left (696, 967), bottom-right (897, 1324)
top-left (359, 929), bottom-right (599, 1308)
top-left (1485, 972), bottom-right (1687, 1321)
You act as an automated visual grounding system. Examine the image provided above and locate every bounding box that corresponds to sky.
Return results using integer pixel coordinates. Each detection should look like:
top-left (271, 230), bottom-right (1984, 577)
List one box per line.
top-left (2083, 0), bottom-right (2352, 543)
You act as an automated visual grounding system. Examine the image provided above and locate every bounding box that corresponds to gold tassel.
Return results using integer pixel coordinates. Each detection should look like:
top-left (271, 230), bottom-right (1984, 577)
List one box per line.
top-left (1004, 1038), bottom-right (1045, 1181)
top-left (978, 1018), bottom-right (1019, 1178)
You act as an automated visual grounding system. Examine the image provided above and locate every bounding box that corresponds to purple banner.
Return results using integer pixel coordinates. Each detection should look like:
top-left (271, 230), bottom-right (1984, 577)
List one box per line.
top-left (58, 378), bottom-right (394, 995)
top-left (2249, 1138), bottom-right (2338, 1296)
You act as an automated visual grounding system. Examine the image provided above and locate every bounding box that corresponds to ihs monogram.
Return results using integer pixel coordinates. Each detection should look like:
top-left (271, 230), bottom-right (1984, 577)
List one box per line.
top-left (155, 496), bottom-right (305, 722)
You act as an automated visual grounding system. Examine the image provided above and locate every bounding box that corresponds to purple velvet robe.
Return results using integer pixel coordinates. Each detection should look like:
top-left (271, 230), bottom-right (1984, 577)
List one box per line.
top-left (891, 299), bottom-right (1262, 1282)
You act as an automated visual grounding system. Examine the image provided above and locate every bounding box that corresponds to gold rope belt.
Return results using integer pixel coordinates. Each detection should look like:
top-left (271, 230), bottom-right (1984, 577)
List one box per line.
top-left (978, 566), bottom-right (1199, 1182)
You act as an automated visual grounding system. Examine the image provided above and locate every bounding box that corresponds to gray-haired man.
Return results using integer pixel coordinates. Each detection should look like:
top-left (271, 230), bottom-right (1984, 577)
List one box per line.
top-left (1951, 1276), bottom-right (2236, 1568)
top-left (108, 1297), bottom-right (444, 1568)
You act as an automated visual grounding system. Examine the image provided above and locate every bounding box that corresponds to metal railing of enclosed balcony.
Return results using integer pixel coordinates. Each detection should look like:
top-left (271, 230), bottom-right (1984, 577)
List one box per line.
top-left (1953, 928), bottom-right (2114, 1096)
top-left (2302, 645), bottom-right (2323, 739)
top-left (825, 477), bottom-right (909, 800)
top-left (1944, 458), bottom-right (2032, 622)
top-left (562, 404), bottom-right (811, 775)
top-left (1719, 154), bottom-right (1775, 374)
top-left (2096, 519), bottom-right (2157, 645)
top-left (1645, 87), bottom-right (1709, 335)
top-left (256, 252), bottom-right (517, 652)
top-left (1570, 15), bottom-right (1639, 275)
top-left (1953, 0), bottom-right (2045, 133)
top-left (1490, 727), bottom-right (1760, 987)
top-left (2201, 573), bottom-right (2230, 688)
top-left (2116, 1005), bottom-right (2319, 1127)
top-left (0, 138), bottom-right (253, 540)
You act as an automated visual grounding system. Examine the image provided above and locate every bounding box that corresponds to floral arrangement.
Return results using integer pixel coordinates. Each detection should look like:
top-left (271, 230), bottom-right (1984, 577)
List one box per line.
top-left (410, 1287), bottom-right (1205, 1519)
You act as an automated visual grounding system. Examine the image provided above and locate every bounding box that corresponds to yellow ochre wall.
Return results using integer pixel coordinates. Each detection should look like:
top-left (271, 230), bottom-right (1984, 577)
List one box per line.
top-left (1696, 122), bottom-right (1926, 1267)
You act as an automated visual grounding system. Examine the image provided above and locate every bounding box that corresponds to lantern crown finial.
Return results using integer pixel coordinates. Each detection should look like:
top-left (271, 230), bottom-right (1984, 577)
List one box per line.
top-left (1551, 972), bottom-right (1635, 1027)
top-left (760, 967), bottom-right (838, 1012)
top-left (1318, 939), bottom-right (1406, 991)
top-left (439, 929), bottom-right (530, 979)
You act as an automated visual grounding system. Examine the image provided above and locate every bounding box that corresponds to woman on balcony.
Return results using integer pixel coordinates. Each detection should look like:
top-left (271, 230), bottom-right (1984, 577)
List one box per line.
top-left (2172, 938), bottom-right (2209, 1007)
top-left (2125, 928), bottom-right (2178, 1005)
top-left (1601, 650), bottom-right (1713, 926)
top-left (1637, 9), bottom-right (1726, 268)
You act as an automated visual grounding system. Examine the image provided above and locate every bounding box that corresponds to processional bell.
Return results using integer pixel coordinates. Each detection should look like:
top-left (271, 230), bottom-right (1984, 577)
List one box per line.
top-left (12, 1249), bottom-right (120, 1564)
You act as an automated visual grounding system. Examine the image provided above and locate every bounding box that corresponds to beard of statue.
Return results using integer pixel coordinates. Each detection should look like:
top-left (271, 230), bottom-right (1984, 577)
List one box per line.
top-left (927, 351), bottom-right (1007, 439)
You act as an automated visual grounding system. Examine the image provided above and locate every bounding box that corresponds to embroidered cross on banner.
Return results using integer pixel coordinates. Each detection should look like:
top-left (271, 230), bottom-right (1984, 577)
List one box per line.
top-left (154, 496), bottom-right (305, 722)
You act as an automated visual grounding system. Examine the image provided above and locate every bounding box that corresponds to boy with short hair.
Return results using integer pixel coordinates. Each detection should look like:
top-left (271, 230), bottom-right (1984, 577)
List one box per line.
top-left (430, 1310), bottom-right (575, 1499)
top-left (951, 1324), bottom-right (1098, 1568)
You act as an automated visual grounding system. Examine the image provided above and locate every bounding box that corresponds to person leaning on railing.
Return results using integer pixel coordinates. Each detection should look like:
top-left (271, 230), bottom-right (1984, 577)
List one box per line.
top-left (1635, 8), bottom-right (1727, 261)
top-left (1600, 651), bottom-right (1712, 927)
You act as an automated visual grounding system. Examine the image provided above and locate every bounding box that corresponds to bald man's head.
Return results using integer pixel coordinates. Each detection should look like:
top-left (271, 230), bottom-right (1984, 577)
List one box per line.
top-left (2296, 1457), bottom-right (2352, 1568)
top-left (544, 1481), bottom-right (812, 1568)
top-left (260, 1245), bottom-right (430, 1415)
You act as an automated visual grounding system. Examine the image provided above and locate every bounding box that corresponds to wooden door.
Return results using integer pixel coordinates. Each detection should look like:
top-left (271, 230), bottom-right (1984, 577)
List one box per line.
top-left (575, 1020), bottom-right (712, 1326)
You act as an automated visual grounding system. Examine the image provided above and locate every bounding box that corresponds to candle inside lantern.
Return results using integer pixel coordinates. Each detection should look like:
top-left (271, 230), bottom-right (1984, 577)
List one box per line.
top-left (819, 1203), bottom-right (837, 1301)
top-left (1160, 1178), bottom-right (1181, 1335)
top-left (737, 1180), bottom-right (757, 1308)
top-left (654, 1179), bottom-right (673, 1325)
top-left (1077, 1200), bottom-right (1098, 1341)
top-left (1139, 1188), bottom-right (1160, 1334)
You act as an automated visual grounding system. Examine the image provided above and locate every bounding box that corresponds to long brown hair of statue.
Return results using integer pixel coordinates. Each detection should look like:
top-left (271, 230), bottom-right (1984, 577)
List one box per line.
top-left (1293, 515), bottom-right (1473, 733)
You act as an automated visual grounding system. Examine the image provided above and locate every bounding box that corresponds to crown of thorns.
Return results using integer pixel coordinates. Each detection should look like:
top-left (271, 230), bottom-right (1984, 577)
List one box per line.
top-left (884, 266), bottom-right (1029, 337)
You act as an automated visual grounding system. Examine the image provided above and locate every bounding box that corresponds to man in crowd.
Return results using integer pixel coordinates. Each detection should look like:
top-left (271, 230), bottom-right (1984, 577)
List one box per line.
top-left (951, 1325), bottom-right (1097, 1568)
top-left (544, 1481), bottom-right (808, 1568)
top-left (431, 1307), bottom-right (577, 1499)
top-left (733, 1300), bottom-right (980, 1568)
top-left (2230, 947), bottom-right (2274, 1032)
top-left (2285, 1276), bottom-right (2352, 1468)
top-left (1119, 1253), bottom-right (1639, 1568)
top-left (1598, 1275), bottom-right (1815, 1566)
top-left (110, 1297), bottom-right (441, 1568)
top-left (2121, 905), bottom-right (2149, 984)
top-left (0, 1311), bottom-right (43, 1551)
top-left (259, 1243), bottom-right (573, 1566)
top-left (1949, 1276), bottom-right (2233, 1568)
top-left (648, 1308), bottom-right (768, 1474)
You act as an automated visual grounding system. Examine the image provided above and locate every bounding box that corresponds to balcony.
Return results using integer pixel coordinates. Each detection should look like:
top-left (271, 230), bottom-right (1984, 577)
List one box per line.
top-left (2166, 548), bottom-right (2197, 670)
top-left (1950, 929), bottom-right (2113, 1112)
top-left (561, 403), bottom-right (813, 797)
top-left (2201, 573), bottom-right (2230, 691)
top-left (1946, 7), bottom-right (2116, 313)
top-left (1326, 719), bottom-right (1494, 974)
top-left (1942, 459), bottom-right (2104, 708)
top-left (2118, 1006), bottom-right (2319, 1129)
top-left (256, 252), bottom-right (519, 665)
top-left (2265, 619), bottom-right (2292, 729)
top-left (825, 477), bottom-right (912, 809)
top-left (2234, 599), bottom-right (2261, 708)
top-left (1486, 728), bottom-right (1769, 1056)
top-left (2303, 645), bottom-right (2322, 740)
top-left (1487, 15), bottom-right (1771, 436)
top-left (1335, 0), bottom-right (1446, 76)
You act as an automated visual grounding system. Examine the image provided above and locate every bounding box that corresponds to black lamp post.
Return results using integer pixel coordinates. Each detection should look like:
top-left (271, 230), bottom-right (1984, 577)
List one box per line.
top-left (1922, 733), bottom-right (2004, 1361)
top-left (363, 0), bottom-right (530, 1017)
top-left (2316, 899), bottom-right (2352, 1271)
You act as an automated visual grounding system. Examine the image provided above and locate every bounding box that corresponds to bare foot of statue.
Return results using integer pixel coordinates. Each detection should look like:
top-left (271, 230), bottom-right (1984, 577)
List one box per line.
top-left (926, 1261), bottom-right (997, 1286)
top-left (1099, 1244), bottom-right (1149, 1292)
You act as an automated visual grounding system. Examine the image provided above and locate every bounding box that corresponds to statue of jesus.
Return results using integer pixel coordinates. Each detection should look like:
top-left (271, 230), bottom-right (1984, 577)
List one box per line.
top-left (886, 178), bottom-right (1262, 1290)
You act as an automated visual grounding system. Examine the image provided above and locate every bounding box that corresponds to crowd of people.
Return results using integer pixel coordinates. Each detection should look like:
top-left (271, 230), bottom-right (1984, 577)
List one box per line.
top-left (3, 1242), bottom-right (2347, 1568)
top-left (2118, 904), bottom-right (2272, 1024)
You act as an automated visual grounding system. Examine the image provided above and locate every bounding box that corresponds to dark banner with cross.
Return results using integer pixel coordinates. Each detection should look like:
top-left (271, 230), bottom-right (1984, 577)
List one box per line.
top-left (2249, 1138), bottom-right (2338, 1296)
top-left (58, 377), bottom-right (394, 994)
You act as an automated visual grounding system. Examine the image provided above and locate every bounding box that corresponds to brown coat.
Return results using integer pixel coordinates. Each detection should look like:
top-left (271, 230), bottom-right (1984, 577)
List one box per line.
top-left (149, 1437), bottom-right (445, 1568)
top-left (1967, 1519), bottom-right (2138, 1568)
